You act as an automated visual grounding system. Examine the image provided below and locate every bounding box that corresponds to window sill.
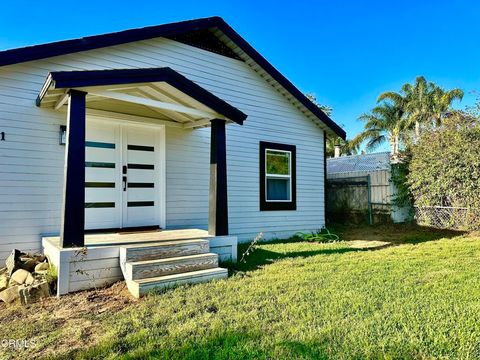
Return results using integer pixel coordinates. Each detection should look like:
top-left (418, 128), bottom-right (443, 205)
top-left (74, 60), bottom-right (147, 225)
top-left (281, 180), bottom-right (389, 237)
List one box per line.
top-left (260, 202), bottom-right (297, 211)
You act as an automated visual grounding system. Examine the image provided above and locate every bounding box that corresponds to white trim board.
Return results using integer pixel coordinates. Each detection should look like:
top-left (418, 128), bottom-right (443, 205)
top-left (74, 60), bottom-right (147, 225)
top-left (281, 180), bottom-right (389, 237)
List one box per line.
top-left (42, 234), bottom-right (237, 295)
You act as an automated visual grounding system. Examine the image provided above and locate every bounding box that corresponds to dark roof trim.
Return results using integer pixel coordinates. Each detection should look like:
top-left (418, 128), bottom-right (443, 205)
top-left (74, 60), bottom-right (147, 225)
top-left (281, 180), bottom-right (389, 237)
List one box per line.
top-left (37, 67), bottom-right (247, 125)
top-left (0, 17), bottom-right (221, 67)
top-left (217, 23), bottom-right (346, 140)
top-left (1, 16), bottom-right (345, 138)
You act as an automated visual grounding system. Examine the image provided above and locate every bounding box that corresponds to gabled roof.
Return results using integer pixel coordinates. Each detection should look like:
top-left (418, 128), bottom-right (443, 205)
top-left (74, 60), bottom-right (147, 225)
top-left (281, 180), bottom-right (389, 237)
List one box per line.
top-left (37, 67), bottom-right (247, 125)
top-left (327, 152), bottom-right (391, 174)
top-left (0, 16), bottom-right (346, 139)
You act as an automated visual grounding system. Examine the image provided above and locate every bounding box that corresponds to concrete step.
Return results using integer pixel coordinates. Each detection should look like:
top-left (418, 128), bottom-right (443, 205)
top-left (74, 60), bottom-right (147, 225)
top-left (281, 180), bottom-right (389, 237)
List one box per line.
top-left (120, 239), bottom-right (209, 263)
top-left (126, 267), bottom-right (228, 298)
top-left (124, 252), bottom-right (219, 280)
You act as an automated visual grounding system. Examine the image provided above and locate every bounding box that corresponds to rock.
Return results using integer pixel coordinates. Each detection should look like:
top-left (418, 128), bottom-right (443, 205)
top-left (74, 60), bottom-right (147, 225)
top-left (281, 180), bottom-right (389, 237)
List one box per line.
top-left (19, 281), bottom-right (50, 305)
top-left (0, 274), bottom-right (8, 292)
top-left (16, 254), bottom-right (46, 272)
top-left (35, 255), bottom-right (46, 262)
top-left (19, 258), bottom-right (39, 272)
top-left (5, 249), bottom-right (24, 276)
top-left (10, 269), bottom-right (31, 285)
top-left (0, 285), bottom-right (20, 303)
top-left (34, 263), bottom-right (49, 272)
top-left (19, 253), bottom-right (44, 262)
top-left (25, 273), bottom-right (35, 286)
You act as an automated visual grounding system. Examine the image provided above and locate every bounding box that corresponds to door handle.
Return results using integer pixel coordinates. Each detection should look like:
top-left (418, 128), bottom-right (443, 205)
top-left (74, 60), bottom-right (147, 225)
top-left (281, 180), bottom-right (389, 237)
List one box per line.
top-left (123, 176), bottom-right (127, 191)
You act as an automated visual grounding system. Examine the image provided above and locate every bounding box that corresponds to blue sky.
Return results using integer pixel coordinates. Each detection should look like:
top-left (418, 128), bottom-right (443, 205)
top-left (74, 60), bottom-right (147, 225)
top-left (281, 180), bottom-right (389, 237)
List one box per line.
top-left (1, 1), bottom-right (478, 145)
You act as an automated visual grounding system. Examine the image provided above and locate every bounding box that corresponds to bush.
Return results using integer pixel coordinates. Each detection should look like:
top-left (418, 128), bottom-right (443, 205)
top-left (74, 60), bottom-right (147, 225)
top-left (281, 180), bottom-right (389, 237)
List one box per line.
top-left (408, 118), bottom-right (480, 210)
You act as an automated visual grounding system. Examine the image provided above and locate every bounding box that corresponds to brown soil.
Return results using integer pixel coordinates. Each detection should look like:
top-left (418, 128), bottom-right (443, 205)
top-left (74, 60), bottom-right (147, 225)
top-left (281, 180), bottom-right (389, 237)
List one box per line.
top-left (0, 281), bottom-right (135, 359)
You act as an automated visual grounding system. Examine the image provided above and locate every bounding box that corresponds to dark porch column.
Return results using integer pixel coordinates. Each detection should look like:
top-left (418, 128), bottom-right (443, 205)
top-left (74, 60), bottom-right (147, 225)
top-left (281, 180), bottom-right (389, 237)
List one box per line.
top-left (60, 89), bottom-right (87, 248)
top-left (324, 130), bottom-right (327, 215)
top-left (208, 119), bottom-right (229, 236)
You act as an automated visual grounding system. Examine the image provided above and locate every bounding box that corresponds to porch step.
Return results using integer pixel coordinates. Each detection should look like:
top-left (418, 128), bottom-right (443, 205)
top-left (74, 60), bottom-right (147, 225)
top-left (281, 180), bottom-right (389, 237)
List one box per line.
top-left (120, 239), bottom-right (209, 262)
top-left (124, 252), bottom-right (219, 281)
top-left (119, 237), bottom-right (228, 298)
top-left (126, 267), bottom-right (228, 298)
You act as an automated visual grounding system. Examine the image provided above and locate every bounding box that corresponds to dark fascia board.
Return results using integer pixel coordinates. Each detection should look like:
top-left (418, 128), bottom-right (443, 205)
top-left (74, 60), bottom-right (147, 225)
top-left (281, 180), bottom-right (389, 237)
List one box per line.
top-left (218, 24), bottom-right (346, 140)
top-left (37, 67), bottom-right (247, 125)
top-left (1, 16), bottom-right (345, 138)
top-left (0, 17), bottom-right (220, 67)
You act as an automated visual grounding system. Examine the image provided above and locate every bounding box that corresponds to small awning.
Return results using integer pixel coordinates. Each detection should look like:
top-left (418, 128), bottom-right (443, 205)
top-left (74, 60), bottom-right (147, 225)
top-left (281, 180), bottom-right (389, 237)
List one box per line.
top-left (36, 67), bottom-right (247, 128)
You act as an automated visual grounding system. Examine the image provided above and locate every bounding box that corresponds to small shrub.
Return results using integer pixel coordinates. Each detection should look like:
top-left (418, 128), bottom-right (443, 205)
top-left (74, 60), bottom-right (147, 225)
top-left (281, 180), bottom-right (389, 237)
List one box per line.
top-left (45, 264), bottom-right (58, 293)
top-left (295, 228), bottom-right (340, 243)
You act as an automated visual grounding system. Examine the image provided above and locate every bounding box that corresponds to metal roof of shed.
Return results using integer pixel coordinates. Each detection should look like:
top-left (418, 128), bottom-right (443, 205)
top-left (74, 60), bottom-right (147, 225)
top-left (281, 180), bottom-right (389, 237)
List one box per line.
top-left (327, 152), bottom-right (391, 174)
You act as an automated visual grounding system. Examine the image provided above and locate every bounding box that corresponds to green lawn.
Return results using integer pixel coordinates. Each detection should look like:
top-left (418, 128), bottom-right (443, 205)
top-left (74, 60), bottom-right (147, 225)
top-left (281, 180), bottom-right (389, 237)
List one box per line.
top-left (3, 225), bottom-right (480, 359)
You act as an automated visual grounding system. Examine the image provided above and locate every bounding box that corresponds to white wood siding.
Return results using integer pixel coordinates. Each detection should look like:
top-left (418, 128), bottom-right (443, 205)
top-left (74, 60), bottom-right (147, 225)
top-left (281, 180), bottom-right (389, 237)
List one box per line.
top-left (0, 36), bottom-right (326, 259)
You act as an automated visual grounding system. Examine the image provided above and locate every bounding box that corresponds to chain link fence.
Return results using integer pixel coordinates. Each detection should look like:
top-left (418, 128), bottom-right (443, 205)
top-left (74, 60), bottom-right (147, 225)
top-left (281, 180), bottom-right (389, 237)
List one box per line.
top-left (414, 206), bottom-right (480, 230)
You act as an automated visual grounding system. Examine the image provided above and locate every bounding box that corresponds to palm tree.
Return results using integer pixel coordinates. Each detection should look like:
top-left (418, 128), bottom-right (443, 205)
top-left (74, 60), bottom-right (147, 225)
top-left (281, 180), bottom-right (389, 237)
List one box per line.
top-left (378, 76), bottom-right (463, 141)
top-left (378, 76), bottom-right (427, 141)
top-left (351, 102), bottom-right (405, 154)
top-left (325, 136), bottom-right (359, 157)
top-left (430, 85), bottom-right (464, 126)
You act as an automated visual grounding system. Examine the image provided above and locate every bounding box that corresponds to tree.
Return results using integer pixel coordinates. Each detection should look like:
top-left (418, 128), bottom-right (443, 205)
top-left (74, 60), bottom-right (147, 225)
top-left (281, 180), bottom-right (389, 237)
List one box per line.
top-left (408, 113), bottom-right (480, 212)
top-left (351, 102), bottom-right (405, 154)
top-left (325, 136), bottom-right (359, 158)
top-left (378, 76), bottom-right (463, 142)
top-left (305, 93), bottom-right (357, 157)
top-left (465, 91), bottom-right (480, 118)
top-left (305, 93), bottom-right (333, 116)
top-left (430, 85), bottom-right (464, 126)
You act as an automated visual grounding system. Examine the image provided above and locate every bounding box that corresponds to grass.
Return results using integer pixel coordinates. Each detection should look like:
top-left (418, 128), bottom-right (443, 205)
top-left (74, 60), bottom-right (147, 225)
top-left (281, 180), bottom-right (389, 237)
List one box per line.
top-left (3, 224), bottom-right (480, 359)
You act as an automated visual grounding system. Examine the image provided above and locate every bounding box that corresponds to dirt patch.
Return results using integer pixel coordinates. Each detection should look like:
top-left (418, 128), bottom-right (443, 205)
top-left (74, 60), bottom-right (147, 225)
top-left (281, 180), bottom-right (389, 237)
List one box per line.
top-left (336, 223), bottom-right (464, 244)
top-left (467, 230), bottom-right (480, 238)
top-left (0, 281), bottom-right (135, 359)
top-left (347, 240), bottom-right (391, 249)
top-left (338, 224), bottom-right (415, 242)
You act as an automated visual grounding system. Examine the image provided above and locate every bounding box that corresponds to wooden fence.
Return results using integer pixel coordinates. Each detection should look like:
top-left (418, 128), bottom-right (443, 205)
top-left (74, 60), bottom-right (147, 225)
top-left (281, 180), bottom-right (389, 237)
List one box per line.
top-left (326, 169), bottom-right (407, 224)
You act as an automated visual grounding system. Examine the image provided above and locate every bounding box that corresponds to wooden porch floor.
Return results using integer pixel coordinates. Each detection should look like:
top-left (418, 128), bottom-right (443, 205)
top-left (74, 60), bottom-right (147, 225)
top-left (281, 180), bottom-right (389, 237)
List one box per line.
top-left (43, 229), bottom-right (210, 248)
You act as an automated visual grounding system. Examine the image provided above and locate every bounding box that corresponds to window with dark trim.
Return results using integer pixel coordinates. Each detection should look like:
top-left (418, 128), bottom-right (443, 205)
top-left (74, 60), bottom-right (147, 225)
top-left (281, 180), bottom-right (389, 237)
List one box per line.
top-left (260, 141), bottom-right (296, 211)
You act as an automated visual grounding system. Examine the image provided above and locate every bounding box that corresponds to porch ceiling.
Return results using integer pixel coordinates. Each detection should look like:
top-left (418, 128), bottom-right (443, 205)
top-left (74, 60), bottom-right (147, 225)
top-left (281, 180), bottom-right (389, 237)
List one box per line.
top-left (36, 67), bottom-right (247, 128)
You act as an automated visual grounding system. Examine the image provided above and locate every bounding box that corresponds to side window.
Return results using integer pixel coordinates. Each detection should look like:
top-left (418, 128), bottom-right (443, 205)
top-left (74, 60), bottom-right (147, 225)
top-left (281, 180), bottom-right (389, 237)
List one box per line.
top-left (260, 141), bottom-right (296, 211)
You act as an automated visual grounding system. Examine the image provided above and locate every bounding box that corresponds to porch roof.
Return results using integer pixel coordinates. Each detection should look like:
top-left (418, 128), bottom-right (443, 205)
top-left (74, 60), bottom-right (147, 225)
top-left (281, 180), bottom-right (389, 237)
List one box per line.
top-left (36, 67), bottom-right (247, 128)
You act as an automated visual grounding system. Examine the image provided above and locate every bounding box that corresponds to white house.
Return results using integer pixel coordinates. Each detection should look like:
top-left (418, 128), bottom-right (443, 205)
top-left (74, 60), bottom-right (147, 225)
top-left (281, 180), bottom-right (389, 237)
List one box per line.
top-left (0, 17), bottom-right (345, 297)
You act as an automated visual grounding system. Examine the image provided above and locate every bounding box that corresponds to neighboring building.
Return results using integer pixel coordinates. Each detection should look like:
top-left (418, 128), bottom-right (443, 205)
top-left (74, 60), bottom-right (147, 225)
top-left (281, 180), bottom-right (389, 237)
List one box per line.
top-left (327, 152), bottom-right (409, 223)
top-left (0, 17), bottom-right (345, 295)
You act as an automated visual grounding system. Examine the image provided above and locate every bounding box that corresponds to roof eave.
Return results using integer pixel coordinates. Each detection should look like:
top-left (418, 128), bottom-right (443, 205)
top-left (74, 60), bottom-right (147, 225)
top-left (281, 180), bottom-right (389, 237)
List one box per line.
top-left (1, 16), bottom-right (342, 137)
top-left (36, 67), bottom-right (247, 125)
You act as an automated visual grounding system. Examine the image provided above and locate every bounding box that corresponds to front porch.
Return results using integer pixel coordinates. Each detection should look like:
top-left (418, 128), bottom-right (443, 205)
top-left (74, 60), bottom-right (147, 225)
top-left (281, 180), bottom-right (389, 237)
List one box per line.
top-left (43, 229), bottom-right (237, 297)
top-left (36, 67), bottom-right (247, 296)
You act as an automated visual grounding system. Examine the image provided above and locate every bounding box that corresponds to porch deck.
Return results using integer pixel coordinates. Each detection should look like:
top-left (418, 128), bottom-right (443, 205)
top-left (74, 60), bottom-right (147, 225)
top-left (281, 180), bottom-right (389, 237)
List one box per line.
top-left (43, 228), bottom-right (211, 248)
top-left (42, 229), bottom-right (237, 296)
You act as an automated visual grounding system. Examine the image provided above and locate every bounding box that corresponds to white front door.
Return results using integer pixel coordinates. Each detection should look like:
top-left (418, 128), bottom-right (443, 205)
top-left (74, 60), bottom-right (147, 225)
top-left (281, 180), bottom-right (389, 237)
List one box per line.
top-left (121, 125), bottom-right (161, 228)
top-left (85, 119), bottom-right (163, 230)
